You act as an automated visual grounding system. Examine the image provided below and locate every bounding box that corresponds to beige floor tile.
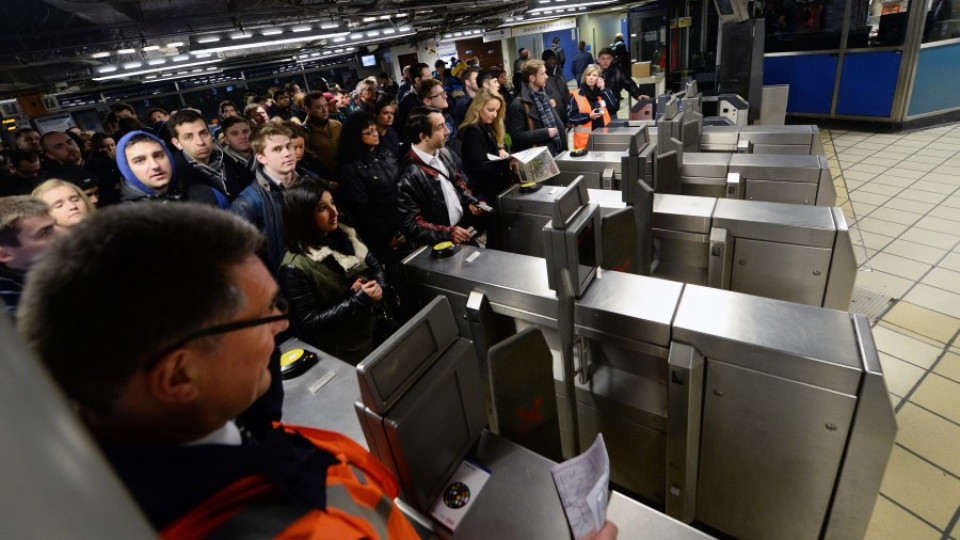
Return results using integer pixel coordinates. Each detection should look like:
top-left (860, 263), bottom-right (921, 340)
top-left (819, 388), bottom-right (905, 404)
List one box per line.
top-left (870, 252), bottom-right (932, 280)
top-left (880, 445), bottom-right (960, 528)
top-left (939, 252), bottom-right (960, 272)
top-left (855, 246), bottom-right (878, 266)
top-left (883, 239), bottom-right (948, 265)
top-left (868, 134), bottom-right (903, 143)
top-left (882, 301), bottom-right (960, 344)
top-left (901, 189), bottom-right (948, 204)
top-left (857, 217), bottom-right (911, 238)
top-left (897, 139), bottom-right (936, 147)
top-left (899, 161), bottom-right (938, 173)
top-left (910, 373), bottom-right (960, 425)
top-left (851, 191), bottom-right (893, 206)
top-left (864, 497), bottom-right (942, 540)
top-left (855, 141), bottom-right (891, 151)
top-left (851, 162), bottom-right (895, 174)
top-left (884, 198), bottom-right (936, 214)
top-left (942, 195), bottom-right (960, 209)
top-left (909, 155), bottom-right (949, 165)
top-left (881, 151), bottom-right (917, 161)
top-left (923, 173), bottom-right (960, 186)
top-left (897, 402), bottom-right (960, 478)
top-left (870, 207), bottom-right (923, 226)
top-left (872, 325), bottom-right (944, 368)
top-left (886, 167), bottom-right (929, 180)
top-left (922, 267), bottom-right (960, 293)
top-left (840, 146), bottom-right (875, 156)
top-left (905, 284), bottom-right (960, 319)
top-left (872, 174), bottom-right (918, 188)
top-left (849, 204), bottom-right (879, 223)
top-left (857, 269), bottom-right (916, 298)
top-left (934, 350), bottom-right (960, 383)
top-left (859, 182), bottom-right (908, 196)
top-left (925, 141), bottom-right (960, 152)
top-left (930, 205), bottom-right (960, 222)
top-left (845, 169), bottom-right (880, 181)
top-left (900, 228), bottom-right (959, 250)
top-left (878, 352), bottom-right (926, 397)
top-left (915, 148), bottom-right (957, 158)
top-left (916, 215), bottom-right (960, 232)
top-left (869, 157), bottom-right (908, 168)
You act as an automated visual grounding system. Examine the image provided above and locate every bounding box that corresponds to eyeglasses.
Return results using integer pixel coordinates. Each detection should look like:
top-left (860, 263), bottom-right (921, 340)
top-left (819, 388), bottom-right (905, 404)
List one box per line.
top-left (144, 296), bottom-right (290, 369)
top-left (428, 91), bottom-right (447, 99)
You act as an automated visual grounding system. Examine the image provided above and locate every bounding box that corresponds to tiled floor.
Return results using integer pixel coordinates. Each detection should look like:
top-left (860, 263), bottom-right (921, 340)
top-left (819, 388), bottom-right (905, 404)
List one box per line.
top-left (826, 123), bottom-right (960, 540)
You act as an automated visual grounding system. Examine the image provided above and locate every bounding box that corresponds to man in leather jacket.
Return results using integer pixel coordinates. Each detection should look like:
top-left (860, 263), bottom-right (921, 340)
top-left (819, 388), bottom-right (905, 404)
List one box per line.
top-left (396, 107), bottom-right (482, 248)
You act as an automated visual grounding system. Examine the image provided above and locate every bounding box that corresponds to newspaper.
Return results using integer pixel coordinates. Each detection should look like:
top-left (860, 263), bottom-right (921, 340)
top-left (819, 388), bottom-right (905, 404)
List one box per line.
top-left (487, 146), bottom-right (560, 184)
top-left (550, 433), bottom-right (610, 539)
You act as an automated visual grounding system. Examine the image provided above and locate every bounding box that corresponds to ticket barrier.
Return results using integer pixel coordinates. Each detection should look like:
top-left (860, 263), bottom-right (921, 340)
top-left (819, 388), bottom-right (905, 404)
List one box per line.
top-left (498, 179), bottom-right (856, 309)
top-left (400, 189), bottom-right (895, 540)
top-left (561, 126), bottom-right (837, 206)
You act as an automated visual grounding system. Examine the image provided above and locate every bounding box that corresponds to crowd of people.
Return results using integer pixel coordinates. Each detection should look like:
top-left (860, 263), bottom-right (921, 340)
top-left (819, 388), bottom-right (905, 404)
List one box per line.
top-left (0, 43), bottom-right (638, 539)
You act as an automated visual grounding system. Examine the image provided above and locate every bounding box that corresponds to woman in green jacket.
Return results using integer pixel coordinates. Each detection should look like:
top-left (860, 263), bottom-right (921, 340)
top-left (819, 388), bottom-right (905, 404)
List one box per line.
top-left (278, 177), bottom-right (386, 365)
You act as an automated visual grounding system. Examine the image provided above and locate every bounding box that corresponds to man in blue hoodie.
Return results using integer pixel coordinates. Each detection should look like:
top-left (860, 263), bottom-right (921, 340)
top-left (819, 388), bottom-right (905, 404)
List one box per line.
top-left (116, 131), bottom-right (224, 207)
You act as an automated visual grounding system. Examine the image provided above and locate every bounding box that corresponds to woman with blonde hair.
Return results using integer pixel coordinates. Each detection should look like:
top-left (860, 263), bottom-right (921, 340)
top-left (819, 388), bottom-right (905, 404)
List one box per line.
top-left (458, 88), bottom-right (513, 202)
top-left (569, 63), bottom-right (617, 150)
top-left (32, 179), bottom-right (96, 227)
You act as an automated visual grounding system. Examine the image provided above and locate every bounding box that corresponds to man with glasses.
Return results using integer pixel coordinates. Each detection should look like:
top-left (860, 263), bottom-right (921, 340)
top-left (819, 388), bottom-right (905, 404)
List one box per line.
top-left (397, 107), bottom-right (483, 248)
top-left (17, 203), bottom-right (420, 538)
top-left (417, 78), bottom-right (460, 155)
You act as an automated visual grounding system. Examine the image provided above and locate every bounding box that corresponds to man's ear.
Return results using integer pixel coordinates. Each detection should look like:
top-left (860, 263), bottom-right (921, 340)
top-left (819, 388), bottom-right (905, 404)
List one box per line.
top-left (170, 137), bottom-right (183, 151)
top-left (255, 153), bottom-right (267, 166)
top-left (147, 350), bottom-right (201, 405)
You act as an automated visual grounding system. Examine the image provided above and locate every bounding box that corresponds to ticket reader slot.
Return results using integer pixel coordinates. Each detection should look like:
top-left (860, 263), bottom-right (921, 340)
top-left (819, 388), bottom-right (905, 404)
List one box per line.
top-left (355, 296), bottom-right (486, 512)
top-left (543, 177), bottom-right (602, 299)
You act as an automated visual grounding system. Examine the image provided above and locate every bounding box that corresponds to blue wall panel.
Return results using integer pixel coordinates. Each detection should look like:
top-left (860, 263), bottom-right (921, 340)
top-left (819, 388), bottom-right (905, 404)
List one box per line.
top-left (909, 42), bottom-right (960, 116)
top-left (835, 51), bottom-right (901, 117)
top-left (764, 55), bottom-right (838, 114)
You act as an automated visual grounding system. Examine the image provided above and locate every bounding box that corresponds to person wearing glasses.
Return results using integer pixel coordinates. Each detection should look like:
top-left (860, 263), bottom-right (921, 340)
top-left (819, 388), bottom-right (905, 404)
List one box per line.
top-left (17, 203), bottom-right (420, 538)
top-left (338, 112), bottom-right (407, 276)
top-left (278, 177), bottom-right (388, 365)
top-left (416, 78), bottom-right (461, 156)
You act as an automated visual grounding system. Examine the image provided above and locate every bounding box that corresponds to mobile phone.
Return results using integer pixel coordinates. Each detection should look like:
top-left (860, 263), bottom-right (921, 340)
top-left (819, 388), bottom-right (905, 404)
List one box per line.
top-left (593, 108), bottom-right (602, 114)
top-left (477, 202), bottom-right (494, 213)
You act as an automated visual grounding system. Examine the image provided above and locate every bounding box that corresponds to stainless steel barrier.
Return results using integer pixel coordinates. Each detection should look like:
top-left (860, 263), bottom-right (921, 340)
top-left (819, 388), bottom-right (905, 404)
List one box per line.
top-left (498, 186), bottom-right (856, 310)
top-left (401, 244), bottom-right (895, 540)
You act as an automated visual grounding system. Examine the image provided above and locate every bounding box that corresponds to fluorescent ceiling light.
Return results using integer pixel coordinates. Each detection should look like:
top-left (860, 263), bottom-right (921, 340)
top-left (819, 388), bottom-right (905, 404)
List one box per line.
top-left (291, 25), bottom-right (312, 32)
top-left (148, 59), bottom-right (166, 65)
top-left (231, 33), bottom-right (252, 40)
top-left (173, 54), bottom-right (190, 62)
top-left (123, 62), bottom-right (143, 69)
top-left (320, 22), bottom-right (340, 29)
top-left (142, 45), bottom-right (160, 51)
top-left (528, 0), bottom-right (616, 14)
top-left (91, 52), bottom-right (110, 58)
top-left (93, 58), bottom-right (222, 81)
top-left (190, 30), bottom-right (349, 55)
top-left (117, 48), bottom-right (135, 54)
top-left (144, 69), bottom-right (225, 84)
top-left (165, 42), bottom-right (184, 48)
top-left (262, 29), bottom-right (283, 36)
top-left (197, 36), bottom-right (221, 43)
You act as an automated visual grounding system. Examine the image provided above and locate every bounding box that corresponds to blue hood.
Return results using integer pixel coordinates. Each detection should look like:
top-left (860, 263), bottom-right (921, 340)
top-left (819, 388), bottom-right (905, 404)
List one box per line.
top-left (115, 130), bottom-right (177, 196)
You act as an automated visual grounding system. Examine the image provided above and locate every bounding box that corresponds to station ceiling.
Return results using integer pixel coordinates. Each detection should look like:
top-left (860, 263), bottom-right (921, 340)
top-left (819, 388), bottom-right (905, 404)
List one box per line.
top-left (0, 0), bottom-right (627, 98)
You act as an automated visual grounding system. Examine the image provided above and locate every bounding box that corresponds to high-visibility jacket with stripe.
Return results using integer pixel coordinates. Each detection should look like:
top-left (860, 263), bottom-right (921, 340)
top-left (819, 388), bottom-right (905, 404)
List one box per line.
top-left (161, 424), bottom-right (420, 540)
top-left (570, 88), bottom-right (613, 150)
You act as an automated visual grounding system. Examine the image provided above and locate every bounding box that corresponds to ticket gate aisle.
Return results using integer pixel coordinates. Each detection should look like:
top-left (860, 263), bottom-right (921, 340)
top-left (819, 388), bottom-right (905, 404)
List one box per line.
top-left (401, 185), bottom-right (895, 540)
top-left (281, 312), bottom-right (716, 540)
top-left (497, 183), bottom-right (856, 310)
top-left (559, 125), bottom-right (837, 206)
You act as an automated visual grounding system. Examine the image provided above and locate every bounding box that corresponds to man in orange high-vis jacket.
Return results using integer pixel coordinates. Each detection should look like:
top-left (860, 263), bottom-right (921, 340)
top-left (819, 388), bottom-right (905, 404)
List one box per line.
top-left (17, 203), bottom-right (419, 540)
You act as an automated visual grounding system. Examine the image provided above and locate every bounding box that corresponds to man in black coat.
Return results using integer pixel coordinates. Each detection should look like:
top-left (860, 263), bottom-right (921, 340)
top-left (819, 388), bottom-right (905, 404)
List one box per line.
top-left (169, 109), bottom-right (253, 203)
top-left (505, 59), bottom-right (568, 156)
top-left (597, 47), bottom-right (649, 117)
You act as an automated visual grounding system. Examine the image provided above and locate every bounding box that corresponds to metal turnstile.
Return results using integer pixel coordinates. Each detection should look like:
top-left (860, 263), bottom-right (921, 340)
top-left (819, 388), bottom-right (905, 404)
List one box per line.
top-left (498, 186), bottom-right (856, 310)
top-left (401, 244), bottom-right (895, 540)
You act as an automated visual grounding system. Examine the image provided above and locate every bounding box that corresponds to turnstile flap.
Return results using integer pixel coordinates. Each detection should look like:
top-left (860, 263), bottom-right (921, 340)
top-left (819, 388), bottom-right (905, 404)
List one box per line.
top-left (728, 153), bottom-right (823, 182)
top-left (653, 193), bottom-right (716, 234)
top-left (739, 125), bottom-right (816, 145)
top-left (672, 285), bottom-right (863, 394)
top-left (700, 126), bottom-right (740, 149)
top-left (681, 153), bottom-right (731, 178)
top-left (712, 198), bottom-right (837, 247)
top-left (577, 271), bottom-right (681, 348)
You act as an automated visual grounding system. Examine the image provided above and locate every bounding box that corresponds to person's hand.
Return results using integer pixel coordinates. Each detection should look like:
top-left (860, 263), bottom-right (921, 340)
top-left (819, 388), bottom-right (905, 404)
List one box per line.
top-left (597, 78), bottom-right (605, 91)
top-left (360, 280), bottom-right (382, 302)
top-left (350, 277), bottom-right (366, 292)
top-left (468, 203), bottom-right (484, 216)
top-left (498, 149), bottom-right (510, 159)
top-left (548, 98), bottom-right (557, 108)
top-left (577, 521), bottom-right (618, 540)
top-left (547, 127), bottom-right (559, 138)
top-left (450, 226), bottom-right (473, 245)
top-left (388, 235), bottom-right (401, 249)
top-left (590, 110), bottom-right (603, 120)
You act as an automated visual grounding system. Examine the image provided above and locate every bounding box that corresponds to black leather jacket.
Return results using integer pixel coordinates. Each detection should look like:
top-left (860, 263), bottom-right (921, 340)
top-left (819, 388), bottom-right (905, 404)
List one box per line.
top-left (601, 65), bottom-right (644, 115)
top-left (396, 147), bottom-right (478, 247)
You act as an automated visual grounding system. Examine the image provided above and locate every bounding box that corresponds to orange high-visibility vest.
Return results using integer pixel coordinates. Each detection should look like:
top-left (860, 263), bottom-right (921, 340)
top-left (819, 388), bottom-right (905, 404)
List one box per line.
top-left (161, 424), bottom-right (420, 540)
top-left (572, 89), bottom-right (611, 150)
